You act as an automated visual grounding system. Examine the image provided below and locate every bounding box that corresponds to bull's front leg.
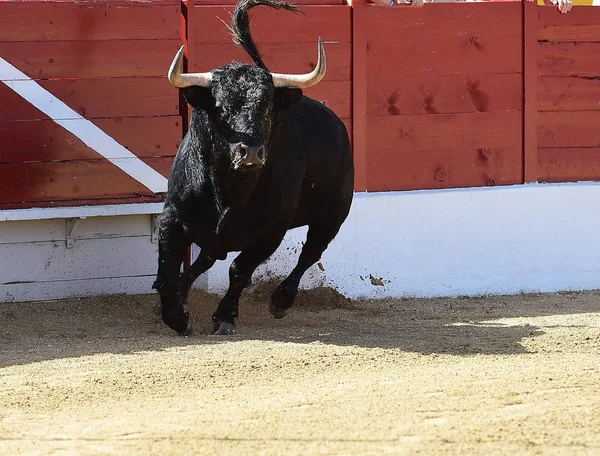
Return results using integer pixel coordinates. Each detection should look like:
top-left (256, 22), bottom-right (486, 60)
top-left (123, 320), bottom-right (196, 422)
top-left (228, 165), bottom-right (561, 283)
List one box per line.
top-left (177, 251), bottom-right (216, 305)
top-left (207, 230), bottom-right (287, 335)
top-left (153, 208), bottom-right (192, 335)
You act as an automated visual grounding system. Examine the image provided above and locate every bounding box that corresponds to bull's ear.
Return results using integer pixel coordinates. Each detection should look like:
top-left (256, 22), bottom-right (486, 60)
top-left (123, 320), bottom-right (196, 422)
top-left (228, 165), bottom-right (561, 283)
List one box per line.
top-left (182, 86), bottom-right (214, 110)
top-left (275, 88), bottom-right (303, 109)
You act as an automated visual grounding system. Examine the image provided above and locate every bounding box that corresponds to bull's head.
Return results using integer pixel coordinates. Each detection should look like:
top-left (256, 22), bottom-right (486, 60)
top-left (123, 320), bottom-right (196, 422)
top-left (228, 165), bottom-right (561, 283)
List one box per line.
top-left (167, 39), bottom-right (326, 171)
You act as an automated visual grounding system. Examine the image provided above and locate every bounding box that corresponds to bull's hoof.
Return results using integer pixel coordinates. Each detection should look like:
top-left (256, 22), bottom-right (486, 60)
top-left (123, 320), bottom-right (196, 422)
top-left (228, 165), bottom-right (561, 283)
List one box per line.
top-left (269, 301), bottom-right (289, 319)
top-left (270, 285), bottom-right (296, 319)
top-left (205, 320), bottom-right (236, 336)
top-left (162, 311), bottom-right (191, 336)
top-left (214, 322), bottom-right (236, 335)
top-left (183, 317), bottom-right (193, 336)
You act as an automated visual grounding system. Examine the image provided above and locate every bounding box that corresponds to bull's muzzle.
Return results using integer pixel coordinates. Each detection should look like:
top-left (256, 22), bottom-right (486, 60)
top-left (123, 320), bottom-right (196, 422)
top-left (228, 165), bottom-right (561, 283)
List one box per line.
top-left (234, 143), bottom-right (265, 169)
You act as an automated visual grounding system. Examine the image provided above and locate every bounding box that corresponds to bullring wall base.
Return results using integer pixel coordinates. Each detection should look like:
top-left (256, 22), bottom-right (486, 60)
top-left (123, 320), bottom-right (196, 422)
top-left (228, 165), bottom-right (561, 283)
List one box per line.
top-left (2, 182), bottom-right (599, 304)
top-left (205, 181), bottom-right (600, 299)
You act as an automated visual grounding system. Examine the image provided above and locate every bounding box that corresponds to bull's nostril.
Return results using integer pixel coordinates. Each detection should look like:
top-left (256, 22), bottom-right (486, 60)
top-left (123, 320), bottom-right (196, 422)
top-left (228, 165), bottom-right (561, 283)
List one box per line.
top-left (239, 145), bottom-right (248, 159)
top-left (257, 147), bottom-right (264, 160)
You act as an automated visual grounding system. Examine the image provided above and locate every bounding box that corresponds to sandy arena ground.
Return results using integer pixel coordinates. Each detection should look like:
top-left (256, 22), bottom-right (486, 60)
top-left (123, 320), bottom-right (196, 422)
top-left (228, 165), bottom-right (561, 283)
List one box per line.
top-left (1, 284), bottom-right (599, 455)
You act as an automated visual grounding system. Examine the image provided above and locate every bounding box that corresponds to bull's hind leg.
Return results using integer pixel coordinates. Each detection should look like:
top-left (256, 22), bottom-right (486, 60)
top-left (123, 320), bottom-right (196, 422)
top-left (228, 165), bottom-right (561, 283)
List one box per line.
top-left (207, 231), bottom-right (287, 335)
top-left (269, 223), bottom-right (341, 319)
top-left (153, 208), bottom-right (195, 336)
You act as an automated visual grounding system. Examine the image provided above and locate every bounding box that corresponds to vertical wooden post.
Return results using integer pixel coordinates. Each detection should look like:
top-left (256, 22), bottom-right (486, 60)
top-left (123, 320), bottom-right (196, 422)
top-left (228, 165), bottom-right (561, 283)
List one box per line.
top-left (352, 0), bottom-right (369, 192)
top-left (181, 0), bottom-right (191, 139)
top-left (523, 0), bottom-right (538, 183)
top-left (183, 0), bottom-right (193, 269)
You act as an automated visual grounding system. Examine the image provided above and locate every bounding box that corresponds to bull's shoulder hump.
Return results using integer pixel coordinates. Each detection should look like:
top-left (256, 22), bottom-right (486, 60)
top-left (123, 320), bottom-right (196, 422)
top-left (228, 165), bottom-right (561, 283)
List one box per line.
top-left (292, 95), bottom-right (344, 124)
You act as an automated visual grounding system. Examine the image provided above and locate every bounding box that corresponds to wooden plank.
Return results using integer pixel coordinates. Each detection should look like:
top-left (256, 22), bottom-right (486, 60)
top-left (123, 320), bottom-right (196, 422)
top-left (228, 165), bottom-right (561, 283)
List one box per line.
top-left (140, 156), bottom-right (173, 178)
top-left (1, 39), bottom-right (182, 79)
top-left (538, 5), bottom-right (600, 41)
top-left (538, 42), bottom-right (600, 77)
top-left (365, 111), bottom-right (523, 192)
top-left (0, 1), bottom-right (181, 42)
top-left (1, 275), bottom-right (157, 304)
top-left (0, 235), bottom-right (158, 283)
top-left (353, 7), bottom-right (369, 192)
top-left (366, 145), bottom-right (523, 192)
top-left (369, 131), bottom-right (522, 155)
top-left (363, 2), bottom-right (522, 42)
top-left (368, 111), bottom-right (522, 142)
top-left (538, 76), bottom-right (600, 112)
top-left (539, 24), bottom-right (600, 43)
top-left (181, 0), bottom-right (191, 144)
top-left (192, 5), bottom-right (351, 44)
top-left (0, 117), bottom-right (181, 163)
top-left (524, 0), bottom-right (538, 182)
top-left (195, 0), bottom-right (344, 4)
top-left (0, 158), bottom-right (173, 206)
top-left (538, 111), bottom-right (600, 148)
top-left (0, 196), bottom-right (162, 212)
top-left (0, 219), bottom-right (65, 245)
top-left (0, 78), bottom-right (179, 121)
top-left (190, 42), bottom-right (351, 81)
top-left (368, 74), bottom-right (522, 116)
top-left (367, 27), bottom-right (522, 50)
top-left (538, 147), bottom-right (600, 182)
top-left (0, 215), bottom-right (153, 245)
top-left (367, 35), bottom-right (522, 78)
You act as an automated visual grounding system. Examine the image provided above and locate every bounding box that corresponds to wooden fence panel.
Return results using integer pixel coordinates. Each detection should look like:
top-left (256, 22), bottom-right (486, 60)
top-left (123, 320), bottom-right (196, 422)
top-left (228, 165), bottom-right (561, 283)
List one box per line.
top-left (0, 0), bottom-right (182, 210)
top-left (0, 0), bottom-right (181, 42)
top-left (537, 5), bottom-right (600, 183)
top-left (0, 117), bottom-right (181, 164)
top-left (194, 0), bottom-right (345, 4)
top-left (3, 0), bottom-right (600, 210)
top-left (355, 2), bottom-right (524, 192)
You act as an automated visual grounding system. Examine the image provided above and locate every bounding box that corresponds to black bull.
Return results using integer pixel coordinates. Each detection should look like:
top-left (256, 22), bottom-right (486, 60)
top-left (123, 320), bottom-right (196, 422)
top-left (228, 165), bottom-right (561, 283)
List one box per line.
top-left (153, 0), bottom-right (354, 335)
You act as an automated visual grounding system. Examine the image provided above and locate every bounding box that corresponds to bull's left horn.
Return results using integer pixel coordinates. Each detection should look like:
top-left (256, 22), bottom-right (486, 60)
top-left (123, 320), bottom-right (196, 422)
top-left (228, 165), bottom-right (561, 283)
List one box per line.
top-left (271, 37), bottom-right (326, 89)
top-left (168, 45), bottom-right (212, 88)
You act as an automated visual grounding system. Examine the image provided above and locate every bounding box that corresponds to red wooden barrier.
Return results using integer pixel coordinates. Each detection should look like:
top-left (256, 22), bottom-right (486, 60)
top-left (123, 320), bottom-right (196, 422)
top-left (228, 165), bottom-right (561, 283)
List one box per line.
top-left (2, 0), bottom-right (600, 213)
top-left (353, 1), bottom-right (525, 192)
top-left (0, 0), bottom-right (182, 210)
top-left (536, 5), bottom-right (600, 183)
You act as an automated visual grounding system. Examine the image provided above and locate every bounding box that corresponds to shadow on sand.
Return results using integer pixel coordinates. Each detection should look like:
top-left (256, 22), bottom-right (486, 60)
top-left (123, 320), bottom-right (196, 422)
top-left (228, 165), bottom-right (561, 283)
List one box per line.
top-left (1, 280), bottom-right (598, 369)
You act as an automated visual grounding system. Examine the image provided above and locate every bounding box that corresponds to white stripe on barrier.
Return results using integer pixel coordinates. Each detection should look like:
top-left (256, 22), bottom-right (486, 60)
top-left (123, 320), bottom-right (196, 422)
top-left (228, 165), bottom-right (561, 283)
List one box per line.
top-left (0, 57), bottom-right (169, 194)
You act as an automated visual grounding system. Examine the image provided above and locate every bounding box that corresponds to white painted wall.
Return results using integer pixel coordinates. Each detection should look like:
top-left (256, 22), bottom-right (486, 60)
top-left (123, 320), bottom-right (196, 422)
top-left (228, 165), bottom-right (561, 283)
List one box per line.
top-left (2, 182), bottom-right (600, 304)
top-left (0, 214), bottom-right (159, 303)
top-left (202, 182), bottom-right (600, 298)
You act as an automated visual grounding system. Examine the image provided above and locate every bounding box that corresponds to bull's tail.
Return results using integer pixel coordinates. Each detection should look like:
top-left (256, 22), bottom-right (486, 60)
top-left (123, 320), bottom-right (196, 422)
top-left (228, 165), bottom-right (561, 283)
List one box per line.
top-left (231, 0), bottom-right (301, 70)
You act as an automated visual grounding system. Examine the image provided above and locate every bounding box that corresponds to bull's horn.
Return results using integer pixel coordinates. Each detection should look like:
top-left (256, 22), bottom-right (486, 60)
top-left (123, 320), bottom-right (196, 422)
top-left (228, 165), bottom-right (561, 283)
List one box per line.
top-left (168, 45), bottom-right (212, 88)
top-left (271, 37), bottom-right (326, 88)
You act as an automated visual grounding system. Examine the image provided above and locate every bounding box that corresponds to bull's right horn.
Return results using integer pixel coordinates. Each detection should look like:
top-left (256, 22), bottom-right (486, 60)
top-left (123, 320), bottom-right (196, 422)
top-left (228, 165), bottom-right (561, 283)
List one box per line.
top-left (168, 45), bottom-right (212, 88)
top-left (270, 37), bottom-right (326, 89)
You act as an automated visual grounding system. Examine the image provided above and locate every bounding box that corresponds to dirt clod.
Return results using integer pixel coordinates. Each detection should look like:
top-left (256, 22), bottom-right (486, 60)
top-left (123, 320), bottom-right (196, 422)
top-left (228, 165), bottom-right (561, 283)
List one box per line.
top-left (370, 274), bottom-right (385, 286)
